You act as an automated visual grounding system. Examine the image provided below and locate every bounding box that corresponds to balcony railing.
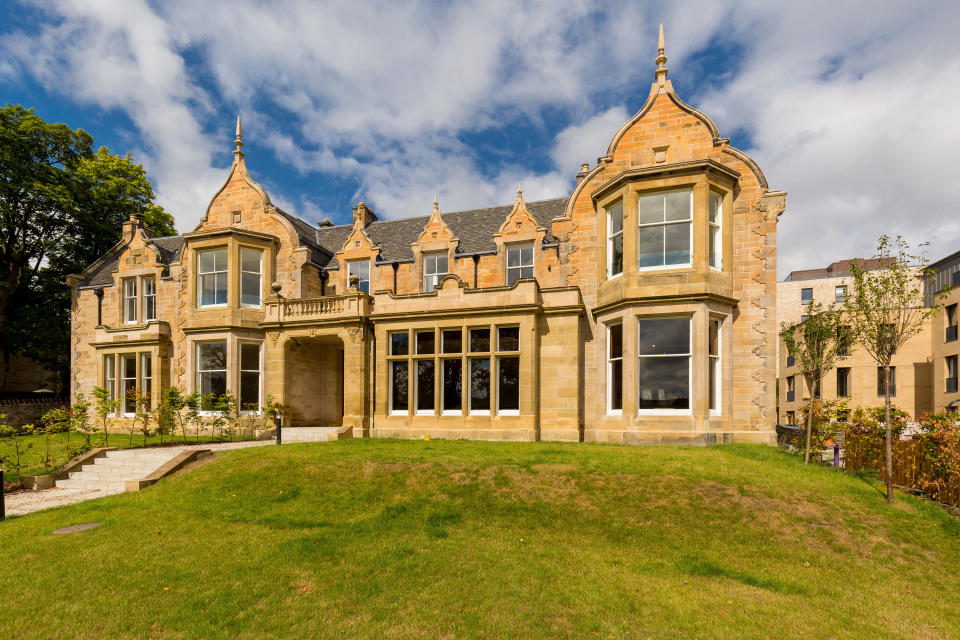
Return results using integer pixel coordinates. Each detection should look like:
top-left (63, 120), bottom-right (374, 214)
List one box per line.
top-left (786, 390), bottom-right (795, 402)
top-left (947, 325), bottom-right (958, 343)
top-left (948, 378), bottom-right (959, 394)
top-left (262, 294), bottom-right (370, 324)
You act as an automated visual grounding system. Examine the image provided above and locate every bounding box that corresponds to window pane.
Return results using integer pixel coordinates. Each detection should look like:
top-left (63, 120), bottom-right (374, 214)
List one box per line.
top-left (200, 371), bottom-right (227, 402)
top-left (141, 353), bottom-right (152, 405)
top-left (709, 194), bottom-right (720, 224)
top-left (241, 272), bottom-right (261, 306)
top-left (709, 357), bottom-right (718, 411)
top-left (709, 320), bottom-right (719, 357)
top-left (240, 372), bottom-right (259, 410)
top-left (638, 226), bottom-right (663, 268)
top-left (199, 342), bottom-right (227, 370)
top-left (416, 360), bottom-right (434, 412)
top-left (390, 332), bottom-right (409, 356)
top-left (442, 330), bottom-right (462, 353)
top-left (638, 318), bottom-right (689, 355)
top-left (240, 248), bottom-right (261, 273)
top-left (638, 356), bottom-right (689, 410)
top-left (611, 234), bottom-right (624, 275)
top-left (520, 246), bottom-right (533, 265)
top-left (709, 225), bottom-right (721, 269)
top-left (240, 343), bottom-right (260, 371)
top-left (391, 361), bottom-right (408, 412)
top-left (507, 247), bottom-right (522, 268)
top-left (443, 359), bottom-right (462, 411)
top-left (610, 359), bottom-right (623, 411)
top-left (215, 273), bottom-right (228, 304)
top-left (470, 328), bottom-right (490, 352)
top-left (498, 326), bottom-right (519, 351)
top-left (122, 354), bottom-right (137, 414)
top-left (498, 357), bottom-right (520, 411)
top-left (416, 330), bottom-right (435, 355)
top-left (637, 194), bottom-right (663, 225)
top-left (609, 324), bottom-right (622, 359)
top-left (608, 202), bottom-right (623, 235)
top-left (664, 222), bottom-right (690, 265)
top-left (470, 358), bottom-right (490, 411)
top-left (664, 191), bottom-right (691, 221)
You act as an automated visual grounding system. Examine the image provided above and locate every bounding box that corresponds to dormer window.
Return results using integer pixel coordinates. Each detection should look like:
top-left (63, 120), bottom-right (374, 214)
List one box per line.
top-left (198, 248), bottom-right (228, 307)
top-left (240, 247), bottom-right (262, 307)
top-left (423, 253), bottom-right (448, 292)
top-left (123, 278), bottom-right (138, 323)
top-left (637, 190), bottom-right (692, 269)
top-left (348, 259), bottom-right (370, 294)
top-left (506, 244), bottom-right (534, 285)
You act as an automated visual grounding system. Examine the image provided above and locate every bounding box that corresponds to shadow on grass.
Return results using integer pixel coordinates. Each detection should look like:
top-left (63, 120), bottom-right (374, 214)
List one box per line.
top-left (676, 554), bottom-right (807, 595)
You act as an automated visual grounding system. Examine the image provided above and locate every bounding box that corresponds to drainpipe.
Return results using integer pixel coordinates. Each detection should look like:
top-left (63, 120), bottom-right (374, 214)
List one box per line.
top-left (472, 255), bottom-right (480, 289)
top-left (94, 287), bottom-right (104, 326)
top-left (320, 269), bottom-right (327, 296)
top-left (392, 262), bottom-right (399, 295)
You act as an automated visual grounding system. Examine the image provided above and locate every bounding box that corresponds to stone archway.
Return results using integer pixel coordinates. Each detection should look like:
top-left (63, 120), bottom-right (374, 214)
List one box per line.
top-left (282, 335), bottom-right (344, 429)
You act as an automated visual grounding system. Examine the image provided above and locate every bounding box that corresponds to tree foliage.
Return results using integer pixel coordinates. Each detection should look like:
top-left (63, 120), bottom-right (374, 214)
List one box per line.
top-left (780, 302), bottom-right (851, 464)
top-left (0, 104), bottom-right (175, 389)
top-left (842, 235), bottom-right (939, 503)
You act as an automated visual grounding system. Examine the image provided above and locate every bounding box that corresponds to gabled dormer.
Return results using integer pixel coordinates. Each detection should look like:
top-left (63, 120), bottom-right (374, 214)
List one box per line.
top-left (493, 187), bottom-right (548, 287)
top-left (411, 197), bottom-right (459, 293)
top-left (334, 201), bottom-right (381, 294)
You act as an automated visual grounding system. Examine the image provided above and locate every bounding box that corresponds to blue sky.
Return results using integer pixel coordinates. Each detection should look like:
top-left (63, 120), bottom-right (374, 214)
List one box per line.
top-left (2, 0), bottom-right (959, 277)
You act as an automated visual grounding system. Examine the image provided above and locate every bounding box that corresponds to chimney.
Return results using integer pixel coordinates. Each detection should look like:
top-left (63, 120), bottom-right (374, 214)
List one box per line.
top-left (122, 212), bottom-right (144, 242)
top-left (352, 201), bottom-right (378, 228)
top-left (576, 163), bottom-right (590, 183)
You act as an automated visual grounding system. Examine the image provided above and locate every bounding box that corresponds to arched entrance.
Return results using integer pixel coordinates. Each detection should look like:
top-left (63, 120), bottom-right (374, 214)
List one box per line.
top-left (282, 335), bottom-right (344, 429)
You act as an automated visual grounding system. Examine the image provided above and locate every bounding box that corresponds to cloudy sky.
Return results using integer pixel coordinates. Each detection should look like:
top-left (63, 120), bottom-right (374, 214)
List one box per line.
top-left (2, 0), bottom-right (958, 278)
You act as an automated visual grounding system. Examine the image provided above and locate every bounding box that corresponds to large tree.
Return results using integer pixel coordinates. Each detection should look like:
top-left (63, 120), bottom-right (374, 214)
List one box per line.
top-left (0, 104), bottom-right (175, 389)
top-left (843, 236), bottom-right (939, 504)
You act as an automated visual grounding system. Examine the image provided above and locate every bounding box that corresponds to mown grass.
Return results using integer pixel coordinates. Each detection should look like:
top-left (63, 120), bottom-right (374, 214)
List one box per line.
top-left (1, 440), bottom-right (959, 639)
top-left (1, 431), bottom-right (254, 482)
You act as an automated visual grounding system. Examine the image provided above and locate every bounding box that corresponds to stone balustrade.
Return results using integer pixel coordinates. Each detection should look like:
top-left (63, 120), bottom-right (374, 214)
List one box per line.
top-left (262, 293), bottom-right (370, 324)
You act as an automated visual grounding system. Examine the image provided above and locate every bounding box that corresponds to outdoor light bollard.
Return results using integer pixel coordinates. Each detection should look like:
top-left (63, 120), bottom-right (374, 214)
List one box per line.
top-left (1, 457), bottom-right (5, 522)
top-left (275, 411), bottom-right (282, 446)
top-left (833, 443), bottom-right (840, 468)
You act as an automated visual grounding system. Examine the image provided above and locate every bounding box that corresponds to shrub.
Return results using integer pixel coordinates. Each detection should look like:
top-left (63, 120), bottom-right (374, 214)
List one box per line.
top-left (913, 412), bottom-right (960, 502)
top-left (0, 416), bottom-right (34, 479)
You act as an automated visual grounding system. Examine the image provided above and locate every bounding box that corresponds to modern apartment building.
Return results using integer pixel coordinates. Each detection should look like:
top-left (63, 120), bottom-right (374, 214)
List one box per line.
top-left (69, 29), bottom-right (785, 445)
top-left (927, 250), bottom-right (960, 413)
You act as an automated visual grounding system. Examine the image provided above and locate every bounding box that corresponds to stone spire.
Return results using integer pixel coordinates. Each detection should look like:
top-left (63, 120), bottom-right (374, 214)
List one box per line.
top-left (655, 24), bottom-right (668, 84)
top-left (234, 115), bottom-right (244, 160)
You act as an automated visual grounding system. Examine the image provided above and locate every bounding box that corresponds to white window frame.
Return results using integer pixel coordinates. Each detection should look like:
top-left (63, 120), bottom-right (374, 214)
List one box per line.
top-left (506, 243), bottom-right (534, 286)
top-left (607, 322), bottom-right (623, 414)
top-left (607, 201), bottom-right (624, 279)
top-left (709, 317), bottom-right (722, 415)
top-left (414, 358), bottom-right (435, 416)
top-left (496, 356), bottom-right (520, 416)
top-left (140, 352), bottom-right (152, 412)
top-left (197, 248), bottom-right (228, 308)
top-left (104, 355), bottom-right (116, 404)
top-left (637, 189), bottom-right (693, 271)
top-left (637, 316), bottom-right (692, 416)
top-left (196, 340), bottom-right (228, 414)
top-left (422, 253), bottom-right (449, 292)
top-left (120, 353), bottom-right (137, 417)
top-left (142, 276), bottom-right (156, 322)
top-left (347, 259), bottom-right (371, 294)
top-left (240, 247), bottom-right (263, 308)
top-left (389, 360), bottom-right (409, 416)
top-left (123, 278), bottom-right (138, 324)
top-left (709, 193), bottom-right (722, 271)
top-left (238, 341), bottom-right (262, 413)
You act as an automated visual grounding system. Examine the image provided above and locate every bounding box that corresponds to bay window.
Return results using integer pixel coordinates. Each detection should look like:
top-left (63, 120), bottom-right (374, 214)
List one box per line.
top-left (423, 253), bottom-right (449, 292)
top-left (121, 354), bottom-right (137, 416)
top-left (348, 259), bottom-right (370, 294)
top-left (198, 248), bottom-right (228, 307)
top-left (607, 201), bottom-right (624, 278)
top-left (637, 317), bottom-right (690, 411)
top-left (240, 247), bottom-right (262, 307)
top-left (637, 190), bottom-right (692, 268)
top-left (506, 244), bottom-right (534, 285)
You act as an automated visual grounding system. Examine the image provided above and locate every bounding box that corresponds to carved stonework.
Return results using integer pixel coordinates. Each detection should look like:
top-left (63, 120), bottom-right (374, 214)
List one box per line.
top-left (348, 324), bottom-right (364, 344)
top-left (268, 331), bottom-right (280, 346)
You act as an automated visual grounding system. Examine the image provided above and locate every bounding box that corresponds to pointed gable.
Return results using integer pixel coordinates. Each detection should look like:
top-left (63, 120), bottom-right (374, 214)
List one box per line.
top-left (203, 117), bottom-right (274, 230)
top-left (494, 186), bottom-right (546, 245)
top-left (412, 197), bottom-right (458, 254)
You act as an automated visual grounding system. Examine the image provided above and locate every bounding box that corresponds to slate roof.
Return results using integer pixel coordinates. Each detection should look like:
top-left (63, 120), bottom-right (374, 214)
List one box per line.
top-left (78, 235), bottom-right (185, 288)
top-left (275, 208), bottom-right (332, 266)
top-left (314, 197), bottom-right (567, 268)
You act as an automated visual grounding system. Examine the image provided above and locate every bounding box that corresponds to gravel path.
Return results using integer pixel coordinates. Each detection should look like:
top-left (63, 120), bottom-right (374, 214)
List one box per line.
top-left (4, 440), bottom-right (274, 517)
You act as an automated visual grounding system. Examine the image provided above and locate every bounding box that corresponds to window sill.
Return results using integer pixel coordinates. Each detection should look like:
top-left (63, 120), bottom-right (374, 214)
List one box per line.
top-left (197, 304), bottom-right (227, 310)
top-left (606, 272), bottom-right (624, 282)
top-left (441, 410), bottom-right (461, 416)
top-left (637, 409), bottom-right (692, 416)
top-left (497, 410), bottom-right (519, 416)
top-left (469, 410), bottom-right (491, 416)
top-left (637, 264), bottom-right (693, 272)
top-left (389, 411), bottom-right (408, 417)
top-left (241, 304), bottom-right (262, 309)
top-left (415, 410), bottom-right (434, 416)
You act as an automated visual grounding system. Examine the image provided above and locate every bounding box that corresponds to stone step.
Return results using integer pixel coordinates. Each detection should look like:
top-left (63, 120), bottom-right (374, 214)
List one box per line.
top-left (56, 479), bottom-right (127, 492)
top-left (282, 427), bottom-right (342, 443)
top-left (56, 447), bottom-right (188, 492)
top-left (68, 470), bottom-right (148, 481)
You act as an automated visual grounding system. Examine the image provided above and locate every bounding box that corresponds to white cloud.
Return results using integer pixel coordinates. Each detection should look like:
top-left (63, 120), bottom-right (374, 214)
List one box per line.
top-left (2, 0), bottom-right (959, 276)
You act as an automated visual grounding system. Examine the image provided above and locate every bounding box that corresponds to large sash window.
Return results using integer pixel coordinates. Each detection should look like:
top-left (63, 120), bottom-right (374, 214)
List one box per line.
top-left (637, 190), bottom-right (692, 268)
top-left (637, 317), bottom-right (691, 411)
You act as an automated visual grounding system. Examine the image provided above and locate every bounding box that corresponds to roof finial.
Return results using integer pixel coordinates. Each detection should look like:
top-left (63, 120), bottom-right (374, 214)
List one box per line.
top-left (655, 24), bottom-right (668, 83)
top-left (517, 183), bottom-right (523, 199)
top-left (433, 194), bottom-right (439, 210)
top-left (234, 115), bottom-right (244, 159)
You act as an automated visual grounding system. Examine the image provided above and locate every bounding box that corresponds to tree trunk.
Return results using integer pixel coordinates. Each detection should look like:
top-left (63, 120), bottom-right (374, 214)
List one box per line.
top-left (884, 365), bottom-right (894, 504)
top-left (805, 382), bottom-right (815, 465)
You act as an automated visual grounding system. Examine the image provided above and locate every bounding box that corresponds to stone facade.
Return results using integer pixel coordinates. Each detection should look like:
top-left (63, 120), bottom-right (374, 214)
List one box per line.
top-left (70, 31), bottom-right (784, 444)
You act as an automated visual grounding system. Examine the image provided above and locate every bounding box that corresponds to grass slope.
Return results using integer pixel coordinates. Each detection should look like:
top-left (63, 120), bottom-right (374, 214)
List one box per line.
top-left (1, 441), bottom-right (958, 639)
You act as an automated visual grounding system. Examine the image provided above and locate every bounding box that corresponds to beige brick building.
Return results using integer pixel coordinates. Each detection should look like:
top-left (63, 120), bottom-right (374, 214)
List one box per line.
top-left (69, 30), bottom-right (785, 445)
top-left (927, 250), bottom-right (960, 413)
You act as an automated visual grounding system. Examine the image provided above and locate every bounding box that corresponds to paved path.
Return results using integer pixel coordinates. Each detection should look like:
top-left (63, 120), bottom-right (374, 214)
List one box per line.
top-left (4, 440), bottom-right (273, 517)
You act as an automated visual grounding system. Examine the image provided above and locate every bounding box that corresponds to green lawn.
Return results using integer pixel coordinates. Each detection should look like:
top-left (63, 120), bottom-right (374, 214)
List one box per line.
top-left (2, 440), bottom-right (958, 639)
top-left (1, 431), bottom-right (254, 482)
